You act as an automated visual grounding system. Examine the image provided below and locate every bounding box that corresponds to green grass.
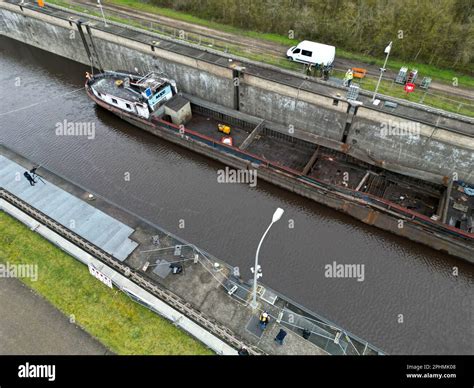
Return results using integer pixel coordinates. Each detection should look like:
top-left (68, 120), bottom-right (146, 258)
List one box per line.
top-left (0, 211), bottom-right (213, 355)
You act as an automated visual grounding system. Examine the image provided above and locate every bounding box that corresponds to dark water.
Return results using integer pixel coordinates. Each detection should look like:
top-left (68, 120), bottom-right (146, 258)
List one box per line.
top-left (0, 36), bottom-right (472, 354)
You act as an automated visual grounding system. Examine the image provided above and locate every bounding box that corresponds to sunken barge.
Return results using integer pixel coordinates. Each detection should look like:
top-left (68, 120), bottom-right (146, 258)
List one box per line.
top-left (85, 71), bottom-right (474, 263)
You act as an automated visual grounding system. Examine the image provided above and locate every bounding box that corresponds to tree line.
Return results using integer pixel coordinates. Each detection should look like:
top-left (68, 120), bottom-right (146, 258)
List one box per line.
top-left (147, 0), bottom-right (474, 73)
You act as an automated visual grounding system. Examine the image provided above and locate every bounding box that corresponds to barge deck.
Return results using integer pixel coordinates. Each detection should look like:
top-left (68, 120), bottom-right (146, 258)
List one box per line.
top-left (176, 96), bottom-right (472, 236)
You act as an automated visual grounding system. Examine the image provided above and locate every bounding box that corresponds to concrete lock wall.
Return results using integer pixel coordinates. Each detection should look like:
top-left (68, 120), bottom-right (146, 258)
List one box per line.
top-left (350, 108), bottom-right (474, 183)
top-left (1, 3), bottom-right (473, 183)
top-left (0, 5), bottom-right (89, 64)
top-left (239, 76), bottom-right (347, 140)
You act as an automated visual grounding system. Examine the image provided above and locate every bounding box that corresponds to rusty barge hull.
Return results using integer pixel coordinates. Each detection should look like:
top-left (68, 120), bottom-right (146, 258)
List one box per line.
top-left (86, 87), bottom-right (474, 263)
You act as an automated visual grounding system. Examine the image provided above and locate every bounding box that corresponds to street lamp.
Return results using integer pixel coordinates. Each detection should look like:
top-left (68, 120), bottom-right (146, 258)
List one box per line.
top-left (97, 0), bottom-right (108, 27)
top-left (249, 207), bottom-right (284, 310)
top-left (372, 41), bottom-right (392, 102)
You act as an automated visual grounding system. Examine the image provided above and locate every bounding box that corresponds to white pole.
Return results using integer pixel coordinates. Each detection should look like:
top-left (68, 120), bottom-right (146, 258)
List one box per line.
top-left (97, 0), bottom-right (108, 27)
top-left (372, 41), bottom-right (392, 102)
top-left (250, 208), bottom-right (284, 310)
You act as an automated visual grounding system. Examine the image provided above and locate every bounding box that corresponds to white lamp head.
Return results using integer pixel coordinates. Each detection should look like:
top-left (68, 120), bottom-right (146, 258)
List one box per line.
top-left (384, 41), bottom-right (392, 54)
top-left (272, 207), bottom-right (284, 223)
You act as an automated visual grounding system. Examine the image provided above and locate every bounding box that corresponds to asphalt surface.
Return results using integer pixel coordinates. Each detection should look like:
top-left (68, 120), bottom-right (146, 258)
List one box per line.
top-left (0, 277), bottom-right (111, 355)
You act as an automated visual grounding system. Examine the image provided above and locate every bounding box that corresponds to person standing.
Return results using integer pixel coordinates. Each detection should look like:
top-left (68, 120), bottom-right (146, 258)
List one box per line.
top-left (344, 68), bottom-right (354, 87)
top-left (259, 311), bottom-right (270, 330)
top-left (322, 66), bottom-right (330, 81)
top-left (23, 171), bottom-right (36, 186)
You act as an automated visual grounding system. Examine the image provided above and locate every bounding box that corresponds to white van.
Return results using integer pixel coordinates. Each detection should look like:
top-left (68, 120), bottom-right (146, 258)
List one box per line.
top-left (286, 40), bottom-right (336, 66)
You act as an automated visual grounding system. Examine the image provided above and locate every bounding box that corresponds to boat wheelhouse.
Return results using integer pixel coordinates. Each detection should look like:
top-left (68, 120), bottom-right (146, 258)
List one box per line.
top-left (88, 71), bottom-right (177, 119)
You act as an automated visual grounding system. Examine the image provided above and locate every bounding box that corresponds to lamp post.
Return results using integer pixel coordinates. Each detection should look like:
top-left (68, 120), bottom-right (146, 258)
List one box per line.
top-left (372, 41), bottom-right (392, 102)
top-left (249, 207), bottom-right (284, 310)
top-left (97, 0), bottom-right (108, 27)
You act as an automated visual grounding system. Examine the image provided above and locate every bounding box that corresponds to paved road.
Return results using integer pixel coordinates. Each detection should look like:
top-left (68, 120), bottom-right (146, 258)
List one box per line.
top-left (0, 277), bottom-right (111, 355)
